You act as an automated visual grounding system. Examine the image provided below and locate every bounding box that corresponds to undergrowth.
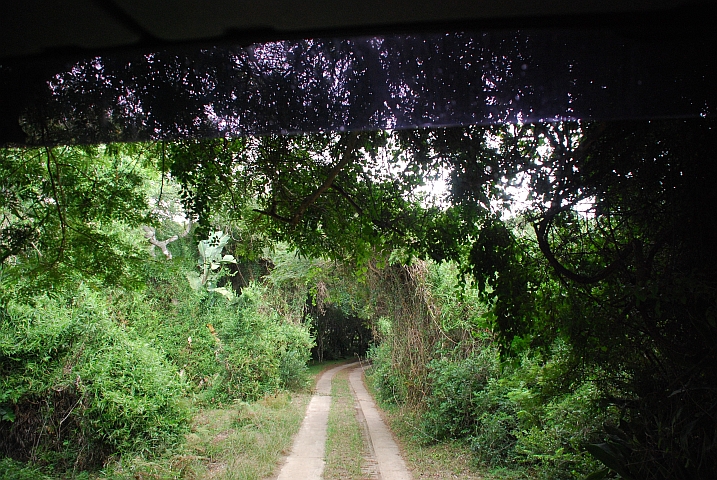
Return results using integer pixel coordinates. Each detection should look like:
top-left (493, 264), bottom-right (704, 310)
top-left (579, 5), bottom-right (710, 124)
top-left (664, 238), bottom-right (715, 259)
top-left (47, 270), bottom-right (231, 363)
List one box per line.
top-left (366, 261), bottom-right (615, 479)
top-left (0, 288), bottom-right (188, 472)
top-left (0, 262), bottom-right (314, 477)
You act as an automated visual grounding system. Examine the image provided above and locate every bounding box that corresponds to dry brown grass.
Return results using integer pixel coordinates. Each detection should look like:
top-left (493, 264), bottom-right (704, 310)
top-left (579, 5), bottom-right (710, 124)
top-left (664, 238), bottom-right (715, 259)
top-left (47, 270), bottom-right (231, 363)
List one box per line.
top-left (98, 392), bottom-right (311, 480)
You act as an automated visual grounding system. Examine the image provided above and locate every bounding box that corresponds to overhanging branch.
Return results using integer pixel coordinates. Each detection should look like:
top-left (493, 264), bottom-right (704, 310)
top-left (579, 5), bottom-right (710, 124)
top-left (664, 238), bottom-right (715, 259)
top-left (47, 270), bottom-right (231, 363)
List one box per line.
top-left (533, 213), bottom-right (629, 285)
top-left (289, 131), bottom-right (359, 225)
top-left (254, 131), bottom-right (360, 225)
top-left (330, 183), bottom-right (363, 215)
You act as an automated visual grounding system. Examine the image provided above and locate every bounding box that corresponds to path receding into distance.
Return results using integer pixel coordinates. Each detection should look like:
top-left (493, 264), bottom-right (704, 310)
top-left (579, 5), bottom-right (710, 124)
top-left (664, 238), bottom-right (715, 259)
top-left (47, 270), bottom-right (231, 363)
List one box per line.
top-left (274, 362), bottom-right (412, 480)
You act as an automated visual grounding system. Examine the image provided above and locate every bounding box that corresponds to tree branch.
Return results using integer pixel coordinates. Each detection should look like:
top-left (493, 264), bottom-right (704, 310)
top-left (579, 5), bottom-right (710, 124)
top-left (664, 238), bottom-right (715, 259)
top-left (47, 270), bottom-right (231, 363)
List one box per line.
top-left (330, 183), bottom-right (363, 215)
top-left (289, 131), bottom-right (359, 225)
top-left (252, 207), bottom-right (293, 223)
top-left (533, 212), bottom-right (629, 284)
top-left (142, 221), bottom-right (192, 259)
top-left (253, 132), bottom-right (360, 226)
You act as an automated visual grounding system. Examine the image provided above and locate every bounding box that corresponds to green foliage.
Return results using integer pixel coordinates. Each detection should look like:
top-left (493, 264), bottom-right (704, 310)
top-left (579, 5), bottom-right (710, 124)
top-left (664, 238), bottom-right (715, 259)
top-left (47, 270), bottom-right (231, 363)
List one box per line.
top-left (4, 119), bottom-right (716, 478)
top-left (0, 247), bottom-right (315, 475)
top-left (366, 256), bottom-right (615, 479)
top-left (119, 261), bottom-right (314, 403)
top-left (167, 132), bottom-right (450, 264)
top-left (215, 283), bottom-right (313, 400)
top-left (116, 271), bottom-right (227, 393)
top-left (0, 288), bottom-right (189, 470)
top-left (1, 144), bottom-right (156, 291)
top-left (513, 382), bottom-right (606, 478)
top-left (367, 342), bottom-right (409, 405)
top-left (393, 121), bottom-right (717, 478)
top-left (421, 349), bottom-right (498, 440)
top-left (188, 230), bottom-right (237, 296)
top-left (0, 457), bottom-right (54, 480)
top-left (466, 217), bottom-right (542, 353)
top-left (469, 399), bottom-right (519, 467)
top-left (413, 344), bottom-right (612, 478)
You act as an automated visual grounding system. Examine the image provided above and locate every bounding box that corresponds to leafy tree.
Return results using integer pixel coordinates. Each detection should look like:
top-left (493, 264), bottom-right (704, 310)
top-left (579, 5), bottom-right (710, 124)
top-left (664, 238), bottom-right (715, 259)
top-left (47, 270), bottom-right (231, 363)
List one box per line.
top-left (3, 109), bottom-right (716, 478)
top-left (397, 120), bottom-right (717, 478)
top-left (166, 119), bottom-right (717, 477)
top-left (167, 130), bottom-right (453, 263)
top-left (1, 143), bottom-right (160, 290)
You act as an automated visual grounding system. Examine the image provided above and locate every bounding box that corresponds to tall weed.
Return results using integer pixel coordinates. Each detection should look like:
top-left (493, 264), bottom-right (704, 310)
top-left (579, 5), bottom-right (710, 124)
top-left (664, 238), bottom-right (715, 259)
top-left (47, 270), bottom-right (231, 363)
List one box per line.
top-left (215, 283), bottom-right (313, 400)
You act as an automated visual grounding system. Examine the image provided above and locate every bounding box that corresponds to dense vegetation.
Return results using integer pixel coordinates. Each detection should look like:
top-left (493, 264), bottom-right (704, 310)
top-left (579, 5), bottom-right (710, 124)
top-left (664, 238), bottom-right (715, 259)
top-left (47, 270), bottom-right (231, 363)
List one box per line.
top-left (0, 145), bottom-right (314, 476)
top-left (2, 119), bottom-right (716, 478)
top-left (365, 260), bottom-right (612, 479)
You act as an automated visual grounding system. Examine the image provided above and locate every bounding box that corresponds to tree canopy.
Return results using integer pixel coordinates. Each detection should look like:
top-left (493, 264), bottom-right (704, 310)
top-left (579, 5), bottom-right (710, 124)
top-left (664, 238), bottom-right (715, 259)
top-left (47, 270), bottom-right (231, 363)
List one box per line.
top-left (0, 143), bottom-right (161, 291)
top-left (165, 118), bottom-right (717, 477)
top-left (2, 28), bottom-right (713, 146)
top-left (2, 114), bottom-right (716, 477)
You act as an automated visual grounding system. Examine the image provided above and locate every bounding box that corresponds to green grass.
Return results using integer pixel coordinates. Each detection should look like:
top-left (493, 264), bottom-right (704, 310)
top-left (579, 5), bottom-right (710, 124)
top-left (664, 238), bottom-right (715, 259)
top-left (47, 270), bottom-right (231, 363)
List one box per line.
top-left (94, 361), bottom-right (353, 480)
top-left (4, 361), bottom-right (352, 480)
top-left (323, 369), bottom-right (367, 480)
top-left (306, 359), bottom-right (347, 377)
top-left (96, 391), bottom-right (311, 480)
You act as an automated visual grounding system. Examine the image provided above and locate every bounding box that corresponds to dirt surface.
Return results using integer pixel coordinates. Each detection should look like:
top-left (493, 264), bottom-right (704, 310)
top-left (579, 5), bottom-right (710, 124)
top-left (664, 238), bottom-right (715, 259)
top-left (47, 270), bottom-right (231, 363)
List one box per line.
top-left (349, 364), bottom-right (412, 480)
top-left (272, 361), bottom-right (413, 480)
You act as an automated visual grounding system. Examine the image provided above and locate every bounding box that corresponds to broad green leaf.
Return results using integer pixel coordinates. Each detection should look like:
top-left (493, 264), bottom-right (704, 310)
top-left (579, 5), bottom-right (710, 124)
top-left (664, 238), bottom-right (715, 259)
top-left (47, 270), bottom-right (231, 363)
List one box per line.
top-left (185, 272), bottom-right (203, 291)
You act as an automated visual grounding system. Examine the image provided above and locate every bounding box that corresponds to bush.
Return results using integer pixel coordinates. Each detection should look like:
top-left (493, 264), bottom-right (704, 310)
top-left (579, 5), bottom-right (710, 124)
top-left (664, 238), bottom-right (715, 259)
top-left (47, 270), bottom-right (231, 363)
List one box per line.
top-left (420, 347), bottom-right (498, 440)
top-left (466, 345), bottom-right (613, 479)
top-left (118, 277), bottom-right (227, 395)
top-left (214, 283), bottom-right (313, 400)
top-left (369, 322), bottom-right (614, 479)
top-left (470, 406), bottom-right (520, 466)
top-left (117, 273), bottom-right (314, 402)
top-left (0, 289), bottom-right (189, 470)
top-left (367, 341), bottom-right (409, 405)
top-left (513, 382), bottom-right (606, 479)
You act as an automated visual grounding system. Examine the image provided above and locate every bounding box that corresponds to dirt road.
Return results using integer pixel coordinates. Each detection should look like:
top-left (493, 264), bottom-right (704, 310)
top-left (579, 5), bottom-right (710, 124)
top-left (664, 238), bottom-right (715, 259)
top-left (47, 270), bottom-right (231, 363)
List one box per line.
top-left (274, 362), bottom-right (412, 480)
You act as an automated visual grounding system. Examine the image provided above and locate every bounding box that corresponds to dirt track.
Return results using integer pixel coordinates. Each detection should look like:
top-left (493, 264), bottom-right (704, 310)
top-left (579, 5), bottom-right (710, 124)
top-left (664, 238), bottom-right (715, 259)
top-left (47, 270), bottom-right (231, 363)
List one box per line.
top-left (274, 362), bottom-right (412, 480)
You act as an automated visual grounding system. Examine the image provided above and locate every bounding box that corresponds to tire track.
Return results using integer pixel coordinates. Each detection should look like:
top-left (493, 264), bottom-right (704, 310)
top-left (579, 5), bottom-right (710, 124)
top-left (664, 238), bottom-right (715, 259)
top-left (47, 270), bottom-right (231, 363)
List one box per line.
top-left (348, 364), bottom-right (412, 480)
top-left (274, 362), bottom-right (356, 480)
top-left (272, 361), bottom-right (412, 480)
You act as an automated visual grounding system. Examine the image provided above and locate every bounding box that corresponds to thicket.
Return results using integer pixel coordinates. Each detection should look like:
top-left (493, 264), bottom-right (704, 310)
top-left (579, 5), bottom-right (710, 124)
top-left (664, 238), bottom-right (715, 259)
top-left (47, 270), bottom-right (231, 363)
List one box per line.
top-left (163, 120), bottom-right (717, 479)
top-left (367, 260), bottom-right (615, 479)
top-left (0, 288), bottom-right (188, 471)
top-left (368, 121), bottom-right (717, 480)
top-left (0, 145), bottom-right (315, 476)
top-left (4, 119), bottom-right (715, 479)
top-left (0, 257), bottom-right (314, 475)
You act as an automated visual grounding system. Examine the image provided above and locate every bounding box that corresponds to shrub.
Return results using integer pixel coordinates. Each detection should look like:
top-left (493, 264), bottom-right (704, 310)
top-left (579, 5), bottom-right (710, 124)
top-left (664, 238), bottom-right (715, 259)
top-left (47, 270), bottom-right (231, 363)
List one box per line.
top-left (470, 406), bottom-right (520, 466)
top-left (120, 278), bottom-right (226, 394)
top-left (420, 347), bottom-right (498, 440)
top-left (468, 345), bottom-right (613, 479)
top-left (112, 272), bottom-right (314, 403)
top-left (513, 382), bottom-right (606, 479)
top-left (0, 289), bottom-right (189, 471)
top-left (214, 283), bottom-right (313, 400)
top-left (0, 457), bottom-right (54, 480)
top-left (367, 341), bottom-right (409, 405)
top-left (369, 324), bottom-right (613, 479)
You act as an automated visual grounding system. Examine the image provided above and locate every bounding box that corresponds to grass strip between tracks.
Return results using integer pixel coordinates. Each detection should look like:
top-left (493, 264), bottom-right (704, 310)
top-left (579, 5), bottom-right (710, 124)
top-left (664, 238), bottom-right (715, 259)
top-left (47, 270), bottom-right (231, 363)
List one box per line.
top-left (323, 368), bottom-right (368, 480)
